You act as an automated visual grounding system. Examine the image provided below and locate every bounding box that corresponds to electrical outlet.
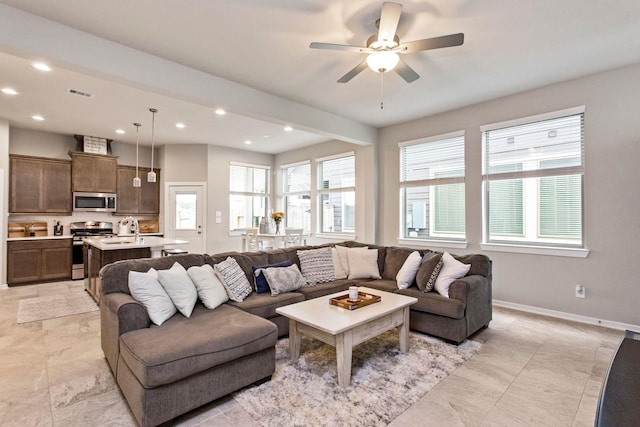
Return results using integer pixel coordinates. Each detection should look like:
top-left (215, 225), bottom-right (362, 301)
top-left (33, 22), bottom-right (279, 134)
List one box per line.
top-left (575, 284), bottom-right (586, 298)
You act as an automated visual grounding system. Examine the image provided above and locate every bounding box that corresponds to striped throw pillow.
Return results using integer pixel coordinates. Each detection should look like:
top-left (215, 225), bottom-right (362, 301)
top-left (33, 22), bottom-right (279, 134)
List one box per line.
top-left (297, 247), bottom-right (336, 285)
top-left (214, 257), bottom-right (252, 302)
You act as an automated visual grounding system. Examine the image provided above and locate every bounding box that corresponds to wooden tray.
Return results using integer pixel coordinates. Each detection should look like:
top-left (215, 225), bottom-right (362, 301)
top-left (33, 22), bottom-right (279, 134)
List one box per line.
top-left (330, 291), bottom-right (381, 311)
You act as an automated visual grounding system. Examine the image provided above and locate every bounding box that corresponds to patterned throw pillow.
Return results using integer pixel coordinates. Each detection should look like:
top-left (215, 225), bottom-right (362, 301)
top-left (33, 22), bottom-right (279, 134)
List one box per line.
top-left (252, 260), bottom-right (293, 294)
top-left (263, 264), bottom-right (306, 296)
top-left (297, 247), bottom-right (336, 285)
top-left (416, 252), bottom-right (443, 292)
top-left (213, 257), bottom-right (253, 302)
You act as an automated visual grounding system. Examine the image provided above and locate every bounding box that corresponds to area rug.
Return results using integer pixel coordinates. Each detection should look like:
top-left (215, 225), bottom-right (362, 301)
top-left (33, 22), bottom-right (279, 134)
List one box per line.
top-left (233, 330), bottom-right (480, 426)
top-left (17, 291), bottom-right (98, 324)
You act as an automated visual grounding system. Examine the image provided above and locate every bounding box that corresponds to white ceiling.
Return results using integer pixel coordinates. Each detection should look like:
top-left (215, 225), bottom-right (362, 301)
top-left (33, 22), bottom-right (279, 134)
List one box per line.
top-left (1, 0), bottom-right (639, 153)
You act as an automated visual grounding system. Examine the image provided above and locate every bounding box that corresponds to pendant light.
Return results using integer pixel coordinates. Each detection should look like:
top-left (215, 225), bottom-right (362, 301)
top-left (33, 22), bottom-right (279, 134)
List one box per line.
top-left (133, 122), bottom-right (142, 187)
top-left (147, 108), bottom-right (158, 183)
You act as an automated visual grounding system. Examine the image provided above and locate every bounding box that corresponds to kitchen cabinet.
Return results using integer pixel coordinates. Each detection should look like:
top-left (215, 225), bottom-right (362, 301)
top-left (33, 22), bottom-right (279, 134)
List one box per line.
top-left (7, 239), bottom-right (72, 285)
top-left (9, 155), bottom-right (72, 214)
top-left (116, 165), bottom-right (160, 214)
top-left (71, 152), bottom-right (117, 193)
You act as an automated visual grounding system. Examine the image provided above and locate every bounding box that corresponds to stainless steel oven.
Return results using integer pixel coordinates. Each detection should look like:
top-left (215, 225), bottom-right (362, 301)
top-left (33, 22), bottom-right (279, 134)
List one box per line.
top-left (70, 221), bottom-right (114, 280)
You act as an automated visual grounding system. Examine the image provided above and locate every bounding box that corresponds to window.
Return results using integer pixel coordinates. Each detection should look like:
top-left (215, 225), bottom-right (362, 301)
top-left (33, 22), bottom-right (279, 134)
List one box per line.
top-left (317, 153), bottom-right (355, 234)
top-left (282, 161), bottom-right (311, 233)
top-left (482, 107), bottom-right (585, 248)
top-left (229, 163), bottom-right (269, 231)
top-left (399, 131), bottom-right (466, 241)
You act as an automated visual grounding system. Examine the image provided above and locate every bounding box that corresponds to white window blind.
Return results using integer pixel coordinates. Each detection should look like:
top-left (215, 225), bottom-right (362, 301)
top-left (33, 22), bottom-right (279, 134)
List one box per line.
top-left (482, 109), bottom-right (584, 247)
top-left (399, 132), bottom-right (465, 240)
top-left (317, 154), bottom-right (355, 233)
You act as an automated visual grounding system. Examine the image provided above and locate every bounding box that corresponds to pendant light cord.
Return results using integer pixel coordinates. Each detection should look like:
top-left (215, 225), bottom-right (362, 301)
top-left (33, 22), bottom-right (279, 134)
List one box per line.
top-left (380, 72), bottom-right (384, 110)
top-left (150, 109), bottom-right (156, 170)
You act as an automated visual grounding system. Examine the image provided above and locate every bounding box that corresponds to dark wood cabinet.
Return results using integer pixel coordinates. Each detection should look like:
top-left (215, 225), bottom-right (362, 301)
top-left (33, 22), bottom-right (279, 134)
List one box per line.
top-left (71, 152), bottom-right (117, 193)
top-left (85, 244), bottom-right (150, 302)
top-left (10, 155), bottom-right (72, 214)
top-left (7, 239), bottom-right (72, 285)
top-left (116, 165), bottom-right (160, 214)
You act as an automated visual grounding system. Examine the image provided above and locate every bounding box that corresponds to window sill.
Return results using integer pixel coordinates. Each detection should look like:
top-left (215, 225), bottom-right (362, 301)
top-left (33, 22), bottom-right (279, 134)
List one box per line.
top-left (397, 238), bottom-right (468, 250)
top-left (315, 233), bottom-right (356, 241)
top-left (480, 242), bottom-right (589, 258)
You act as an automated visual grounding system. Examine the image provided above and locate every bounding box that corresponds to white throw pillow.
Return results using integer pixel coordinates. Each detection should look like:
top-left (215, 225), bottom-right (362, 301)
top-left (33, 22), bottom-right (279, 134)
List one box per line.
top-left (347, 248), bottom-right (381, 280)
top-left (395, 251), bottom-right (422, 289)
top-left (157, 263), bottom-right (198, 317)
top-left (214, 257), bottom-right (253, 302)
top-left (263, 264), bottom-right (307, 296)
top-left (434, 252), bottom-right (471, 298)
top-left (331, 247), bottom-right (347, 279)
top-left (128, 268), bottom-right (177, 326)
top-left (335, 245), bottom-right (368, 277)
top-left (187, 264), bottom-right (229, 309)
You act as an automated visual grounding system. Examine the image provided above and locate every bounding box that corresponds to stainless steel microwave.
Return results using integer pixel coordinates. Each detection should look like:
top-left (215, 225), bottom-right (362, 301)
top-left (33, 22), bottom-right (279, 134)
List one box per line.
top-left (73, 192), bottom-right (117, 212)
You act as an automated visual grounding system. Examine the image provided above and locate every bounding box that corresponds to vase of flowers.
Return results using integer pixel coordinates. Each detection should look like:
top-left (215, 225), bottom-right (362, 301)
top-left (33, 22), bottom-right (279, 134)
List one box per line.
top-left (271, 211), bottom-right (285, 234)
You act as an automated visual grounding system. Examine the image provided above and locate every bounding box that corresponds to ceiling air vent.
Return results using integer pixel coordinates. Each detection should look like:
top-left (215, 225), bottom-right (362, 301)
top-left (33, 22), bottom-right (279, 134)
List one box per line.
top-left (67, 88), bottom-right (94, 98)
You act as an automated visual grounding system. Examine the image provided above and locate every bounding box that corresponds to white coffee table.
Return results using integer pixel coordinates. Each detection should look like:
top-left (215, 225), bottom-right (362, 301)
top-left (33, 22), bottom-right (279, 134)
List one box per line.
top-left (275, 287), bottom-right (417, 388)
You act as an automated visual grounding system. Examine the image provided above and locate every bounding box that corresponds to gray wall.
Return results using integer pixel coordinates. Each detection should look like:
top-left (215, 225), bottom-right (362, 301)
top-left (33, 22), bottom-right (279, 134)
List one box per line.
top-left (378, 62), bottom-right (640, 326)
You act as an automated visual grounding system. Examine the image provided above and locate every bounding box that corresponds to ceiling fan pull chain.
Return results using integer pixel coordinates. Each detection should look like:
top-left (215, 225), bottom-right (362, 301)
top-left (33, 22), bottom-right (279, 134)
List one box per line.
top-left (380, 72), bottom-right (384, 110)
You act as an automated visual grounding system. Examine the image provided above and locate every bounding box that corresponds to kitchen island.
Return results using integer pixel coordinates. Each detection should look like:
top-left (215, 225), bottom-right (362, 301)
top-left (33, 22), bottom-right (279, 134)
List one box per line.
top-left (83, 236), bottom-right (188, 303)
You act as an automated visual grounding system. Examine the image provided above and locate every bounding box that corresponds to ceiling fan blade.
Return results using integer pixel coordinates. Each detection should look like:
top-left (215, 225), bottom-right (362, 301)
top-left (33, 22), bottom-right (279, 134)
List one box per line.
top-left (337, 60), bottom-right (368, 83)
top-left (309, 42), bottom-right (371, 53)
top-left (395, 60), bottom-right (420, 83)
top-left (399, 33), bottom-right (464, 53)
top-left (377, 2), bottom-right (403, 46)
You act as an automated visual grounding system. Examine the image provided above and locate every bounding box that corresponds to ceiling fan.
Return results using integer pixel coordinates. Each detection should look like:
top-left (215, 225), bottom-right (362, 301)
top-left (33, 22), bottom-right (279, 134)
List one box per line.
top-left (310, 2), bottom-right (464, 83)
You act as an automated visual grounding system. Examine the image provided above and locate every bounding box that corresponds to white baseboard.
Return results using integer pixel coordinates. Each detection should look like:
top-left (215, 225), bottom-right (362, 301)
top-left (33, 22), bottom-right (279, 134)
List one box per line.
top-left (493, 299), bottom-right (640, 332)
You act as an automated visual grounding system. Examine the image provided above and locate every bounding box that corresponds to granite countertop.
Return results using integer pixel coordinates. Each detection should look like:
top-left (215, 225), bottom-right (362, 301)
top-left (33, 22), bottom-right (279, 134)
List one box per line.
top-left (83, 235), bottom-right (188, 251)
top-left (7, 235), bottom-right (74, 241)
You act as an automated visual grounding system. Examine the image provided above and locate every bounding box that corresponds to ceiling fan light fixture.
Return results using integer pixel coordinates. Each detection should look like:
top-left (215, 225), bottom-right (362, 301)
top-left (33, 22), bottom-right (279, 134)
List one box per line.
top-left (366, 51), bottom-right (400, 73)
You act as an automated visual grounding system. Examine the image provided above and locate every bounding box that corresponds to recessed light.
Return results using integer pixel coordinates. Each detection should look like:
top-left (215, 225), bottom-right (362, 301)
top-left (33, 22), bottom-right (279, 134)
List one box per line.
top-left (32, 115), bottom-right (45, 121)
top-left (1, 87), bottom-right (18, 95)
top-left (284, 126), bottom-right (293, 132)
top-left (215, 108), bottom-right (226, 116)
top-left (116, 129), bottom-right (125, 134)
top-left (263, 135), bottom-right (271, 138)
top-left (32, 62), bottom-right (51, 72)
top-left (244, 140), bottom-right (252, 145)
top-left (176, 123), bottom-right (185, 129)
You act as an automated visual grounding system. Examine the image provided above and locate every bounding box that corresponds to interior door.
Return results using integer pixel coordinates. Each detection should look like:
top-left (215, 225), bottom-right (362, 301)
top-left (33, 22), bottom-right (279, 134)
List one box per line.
top-left (166, 184), bottom-right (206, 254)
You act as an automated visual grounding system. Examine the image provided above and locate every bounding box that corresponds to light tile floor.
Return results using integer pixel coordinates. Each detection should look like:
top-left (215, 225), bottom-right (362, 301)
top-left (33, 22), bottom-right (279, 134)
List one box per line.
top-left (0, 281), bottom-right (623, 426)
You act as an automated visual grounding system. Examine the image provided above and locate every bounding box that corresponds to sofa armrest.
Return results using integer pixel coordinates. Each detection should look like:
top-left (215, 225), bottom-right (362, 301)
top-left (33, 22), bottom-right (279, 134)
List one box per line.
top-left (100, 292), bottom-right (150, 374)
top-left (449, 274), bottom-right (493, 335)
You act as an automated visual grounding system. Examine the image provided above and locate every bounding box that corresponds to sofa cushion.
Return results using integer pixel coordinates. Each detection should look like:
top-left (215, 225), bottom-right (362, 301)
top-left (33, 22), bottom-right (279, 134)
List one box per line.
top-left (228, 291), bottom-right (305, 318)
top-left (359, 279), bottom-right (399, 293)
top-left (267, 248), bottom-right (300, 266)
top-left (119, 304), bottom-right (277, 388)
top-left (295, 279), bottom-right (352, 299)
top-left (454, 253), bottom-right (492, 278)
top-left (396, 287), bottom-right (466, 319)
top-left (416, 252), bottom-right (443, 292)
top-left (382, 247), bottom-right (414, 280)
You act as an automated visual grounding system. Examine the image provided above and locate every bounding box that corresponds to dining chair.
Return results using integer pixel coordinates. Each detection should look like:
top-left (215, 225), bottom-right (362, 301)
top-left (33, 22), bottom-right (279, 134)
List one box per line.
top-left (245, 227), bottom-right (260, 251)
top-left (284, 228), bottom-right (304, 247)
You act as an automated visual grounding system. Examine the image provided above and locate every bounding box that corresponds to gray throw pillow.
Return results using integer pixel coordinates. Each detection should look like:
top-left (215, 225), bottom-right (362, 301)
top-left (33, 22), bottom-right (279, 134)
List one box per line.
top-left (416, 252), bottom-right (443, 292)
top-left (297, 247), bottom-right (336, 285)
top-left (263, 264), bottom-right (306, 296)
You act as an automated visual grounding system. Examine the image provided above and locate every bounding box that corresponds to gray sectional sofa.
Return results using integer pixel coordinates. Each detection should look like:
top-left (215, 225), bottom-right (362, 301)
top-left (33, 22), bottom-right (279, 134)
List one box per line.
top-left (99, 241), bottom-right (492, 426)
